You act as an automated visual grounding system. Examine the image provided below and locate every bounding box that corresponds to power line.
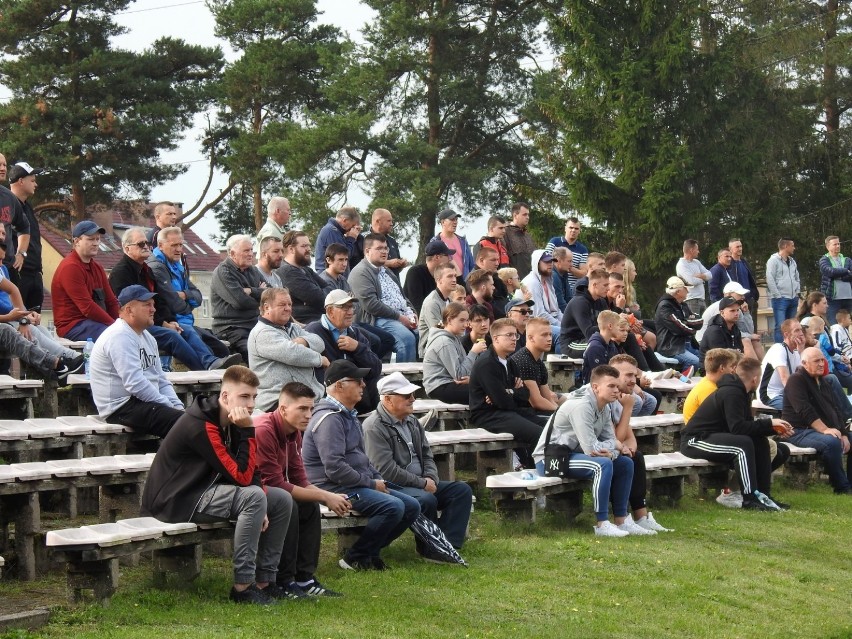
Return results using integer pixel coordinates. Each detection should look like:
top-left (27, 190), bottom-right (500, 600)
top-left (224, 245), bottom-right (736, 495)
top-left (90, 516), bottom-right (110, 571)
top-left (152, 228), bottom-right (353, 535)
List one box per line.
top-left (116, 0), bottom-right (204, 15)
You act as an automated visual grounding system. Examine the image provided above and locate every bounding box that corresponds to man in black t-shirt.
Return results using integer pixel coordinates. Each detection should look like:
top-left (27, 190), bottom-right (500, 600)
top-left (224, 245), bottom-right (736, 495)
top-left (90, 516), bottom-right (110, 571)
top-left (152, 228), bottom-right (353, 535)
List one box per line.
top-left (8, 162), bottom-right (44, 308)
top-left (509, 317), bottom-right (565, 414)
top-left (0, 157), bottom-right (32, 290)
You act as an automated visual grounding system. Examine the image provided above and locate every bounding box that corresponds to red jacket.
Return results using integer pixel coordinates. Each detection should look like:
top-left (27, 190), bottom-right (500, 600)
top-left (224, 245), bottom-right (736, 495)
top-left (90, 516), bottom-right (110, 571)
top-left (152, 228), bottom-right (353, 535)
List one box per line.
top-left (477, 236), bottom-right (509, 267)
top-left (254, 409), bottom-right (310, 493)
top-left (51, 250), bottom-right (119, 336)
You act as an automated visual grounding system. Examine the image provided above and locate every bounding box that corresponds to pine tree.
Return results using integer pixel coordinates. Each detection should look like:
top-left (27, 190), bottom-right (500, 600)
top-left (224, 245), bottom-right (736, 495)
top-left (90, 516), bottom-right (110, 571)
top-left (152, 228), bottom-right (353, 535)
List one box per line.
top-left (0, 0), bottom-right (223, 220)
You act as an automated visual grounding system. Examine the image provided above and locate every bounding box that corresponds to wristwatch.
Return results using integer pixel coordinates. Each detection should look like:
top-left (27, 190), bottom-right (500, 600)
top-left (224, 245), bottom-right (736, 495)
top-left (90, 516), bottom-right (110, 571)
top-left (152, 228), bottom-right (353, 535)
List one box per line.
top-left (19, 317), bottom-right (29, 326)
top-left (17, 251), bottom-right (26, 257)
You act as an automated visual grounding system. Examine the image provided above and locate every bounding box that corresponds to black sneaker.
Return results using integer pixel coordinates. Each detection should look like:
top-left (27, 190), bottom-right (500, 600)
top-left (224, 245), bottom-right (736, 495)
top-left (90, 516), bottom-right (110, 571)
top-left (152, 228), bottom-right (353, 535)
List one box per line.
top-left (262, 583), bottom-right (313, 601)
top-left (741, 496), bottom-right (776, 512)
top-left (55, 354), bottom-right (85, 382)
top-left (209, 353), bottom-right (242, 370)
top-left (371, 556), bottom-right (390, 571)
top-left (338, 553), bottom-right (374, 571)
top-left (229, 583), bottom-right (275, 605)
top-left (764, 495), bottom-right (790, 510)
top-left (299, 578), bottom-right (344, 597)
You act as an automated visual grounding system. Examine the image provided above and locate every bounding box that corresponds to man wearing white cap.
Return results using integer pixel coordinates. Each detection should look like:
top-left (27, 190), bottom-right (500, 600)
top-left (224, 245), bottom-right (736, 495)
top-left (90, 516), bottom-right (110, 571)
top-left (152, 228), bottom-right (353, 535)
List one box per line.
top-left (305, 289), bottom-right (382, 413)
top-left (653, 276), bottom-right (703, 372)
top-left (363, 372), bottom-right (473, 553)
top-left (697, 281), bottom-right (764, 360)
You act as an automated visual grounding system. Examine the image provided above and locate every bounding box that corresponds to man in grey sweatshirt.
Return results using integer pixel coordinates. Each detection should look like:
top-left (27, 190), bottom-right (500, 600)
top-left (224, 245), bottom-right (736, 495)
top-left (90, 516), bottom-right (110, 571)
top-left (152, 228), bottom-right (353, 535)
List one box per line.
top-left (766, 238), bottom-right (801, 343)
top-left (90, 285), bottom-right (184, 437)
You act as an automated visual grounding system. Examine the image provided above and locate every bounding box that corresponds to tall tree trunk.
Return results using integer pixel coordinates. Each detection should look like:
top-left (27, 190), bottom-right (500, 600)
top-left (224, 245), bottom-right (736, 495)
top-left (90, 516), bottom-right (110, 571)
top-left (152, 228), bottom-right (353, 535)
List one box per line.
top-left (419, 10), bottom-right (444, 264)
top-left (71, 181), bottom-right (86, 224)
top-left (822, 0), bottom-right (839, 186)
top-left (253, 183), bottom-right (263, 231)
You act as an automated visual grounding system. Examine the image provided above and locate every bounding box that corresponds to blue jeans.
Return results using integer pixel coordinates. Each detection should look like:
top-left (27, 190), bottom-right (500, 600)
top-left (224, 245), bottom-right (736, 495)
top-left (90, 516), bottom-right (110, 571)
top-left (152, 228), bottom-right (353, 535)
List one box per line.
top-left (64, 319), bottom-right (109, 341)
top-left (788, 428), bottom-right (852, 493)
top-left (632, 391), bottom-right (658, 416)
top-left (374, 318), bottom-right (418, 363)
top-left (148, 325), bottom-right (217, 370)
top-left (770, 297), bottom-right (799, 342)
top-left (673, 343), bottom-right (700, 370)
top-left (563, 453), bottom-right (633, 521)
top-left (342, 487), bottom-right (420, 561)
top-left (766, 394), bottom-right (785, 411)
top-left (397, 481), bottom-right (473, 549)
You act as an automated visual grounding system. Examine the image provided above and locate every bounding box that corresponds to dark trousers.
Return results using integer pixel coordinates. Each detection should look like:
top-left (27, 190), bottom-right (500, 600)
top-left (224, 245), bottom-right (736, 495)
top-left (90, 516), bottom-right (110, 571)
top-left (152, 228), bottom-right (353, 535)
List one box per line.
top-left (682, 432), bottom-right (772, 496)
top-left (629, 450), bottom-right (647, 512)
top-left (217, 326), bottom-right (251, 365)
top-left (428, 382), bottom-right (470, 405)
top-left (195, 326), bottom-right (231, 358)
top-left (277, 500), bottom-right (321, 584)
top-left (398, 481), bottom-right (473, 549)
top-left (357, 322), bottom-right (395, 360)
top-left (18, 271), bottom-right (44, 309)
top-left (106, 396), bottom-right (184, 438)
top-left (474, 410), bottom-right (545, 468)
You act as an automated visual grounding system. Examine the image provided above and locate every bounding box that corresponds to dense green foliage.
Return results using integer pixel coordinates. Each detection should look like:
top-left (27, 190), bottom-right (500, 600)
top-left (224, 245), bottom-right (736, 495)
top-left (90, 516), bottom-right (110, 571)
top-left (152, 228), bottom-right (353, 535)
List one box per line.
top-left (0, 0), bottom-right (223, 221)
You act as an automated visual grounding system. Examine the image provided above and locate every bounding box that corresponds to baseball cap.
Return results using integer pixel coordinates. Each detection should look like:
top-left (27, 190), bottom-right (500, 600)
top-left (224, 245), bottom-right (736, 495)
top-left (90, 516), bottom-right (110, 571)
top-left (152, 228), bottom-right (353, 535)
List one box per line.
top-left (324, 289), bottom-right (355, 307)
top-left (376, 372), bottom-right (421, 396)
top-left (722, 282), bottom-right (750, 296)
top-left (117, 285), bottom-right (157, 306)
top-left (539, 252), bottom-right (553, 263)
top-left (437, 208), bottom-right (460, 221)
top-left (505, 298), bottom-right (535, 314)
top-left (718, 297), bottom-right (741, 311)
top-left (325, 359), bottom-right (371, 386)
top-left (425, 239), bottom-right (456, 257)
top-left (7, 162), bottom-right (45, 184)
top-left (72, 220), bottom-right (106, 238)
top-left (665, 276), bottom-right (693, 293)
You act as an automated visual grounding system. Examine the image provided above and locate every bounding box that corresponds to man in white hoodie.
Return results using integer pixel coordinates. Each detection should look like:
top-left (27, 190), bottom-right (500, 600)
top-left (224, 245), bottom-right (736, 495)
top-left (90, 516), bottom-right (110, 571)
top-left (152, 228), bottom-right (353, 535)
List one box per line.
top-left (521, 250), bottom-right (562, 353)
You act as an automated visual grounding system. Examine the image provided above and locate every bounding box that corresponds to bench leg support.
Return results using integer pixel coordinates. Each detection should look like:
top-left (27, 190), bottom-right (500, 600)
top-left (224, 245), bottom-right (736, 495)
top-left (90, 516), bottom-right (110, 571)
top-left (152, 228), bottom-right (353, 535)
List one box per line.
top-left (153, 543), bottom-right (203, 588)
top-left (67, 558), bottom-right (119, 606)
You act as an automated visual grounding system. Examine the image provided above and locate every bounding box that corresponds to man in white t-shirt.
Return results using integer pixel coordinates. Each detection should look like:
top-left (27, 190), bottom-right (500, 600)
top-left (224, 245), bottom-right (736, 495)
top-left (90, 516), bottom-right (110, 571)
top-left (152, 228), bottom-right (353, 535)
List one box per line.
top-left (759, 318), bottom-right (805, 410)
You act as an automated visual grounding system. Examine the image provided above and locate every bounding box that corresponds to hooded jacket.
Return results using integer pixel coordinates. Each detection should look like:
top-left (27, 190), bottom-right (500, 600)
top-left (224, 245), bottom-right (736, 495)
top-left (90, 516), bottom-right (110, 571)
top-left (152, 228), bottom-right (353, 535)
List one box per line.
top-left (558, 277), bottom-right (608, 353)
top-left (422, 328), bottom-right (479, 394)
top-left (765, 252), bottom-right (800, 299)
top-left (581, 332), bottom-right (618, 384)
top-left (521, 249), bottom-right (562, 328)
top-left (653, 293), bottom-right (701, 357)
top-left (140, 395), bottom-right (260, 523)
top-left (681, 374), bottom-right (774, 440)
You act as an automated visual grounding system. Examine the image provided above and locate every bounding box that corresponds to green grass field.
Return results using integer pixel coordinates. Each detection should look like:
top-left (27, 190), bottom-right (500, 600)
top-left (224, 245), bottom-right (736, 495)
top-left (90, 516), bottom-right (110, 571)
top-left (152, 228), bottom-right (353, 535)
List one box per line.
top-left (3, 481), bottom-right (852, 639)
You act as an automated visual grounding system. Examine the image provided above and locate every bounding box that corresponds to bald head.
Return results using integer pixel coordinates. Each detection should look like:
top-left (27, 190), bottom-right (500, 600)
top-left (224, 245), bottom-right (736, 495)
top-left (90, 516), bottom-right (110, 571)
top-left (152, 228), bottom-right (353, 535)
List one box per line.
top-left (801, 347), bottom-right (827, 379)
top-left (801, 347), bottom-right (824, 364)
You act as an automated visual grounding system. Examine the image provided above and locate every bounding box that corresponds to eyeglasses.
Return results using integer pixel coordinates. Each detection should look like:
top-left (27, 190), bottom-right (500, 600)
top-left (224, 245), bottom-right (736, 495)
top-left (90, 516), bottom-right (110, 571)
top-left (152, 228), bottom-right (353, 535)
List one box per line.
top-left (495, 333), bottom-right (520, 340)
top-left (510, 309), bottom-right (531, 315)
top-left (393, 392), bottom-right (415, 399)
top-left (131, 241), bottom-right (151, 249)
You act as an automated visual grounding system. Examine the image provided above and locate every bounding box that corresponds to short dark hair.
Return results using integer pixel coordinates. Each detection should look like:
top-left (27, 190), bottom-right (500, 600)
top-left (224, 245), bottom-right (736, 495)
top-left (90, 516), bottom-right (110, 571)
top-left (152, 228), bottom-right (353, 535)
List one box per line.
top-left (325, 242), bottom-right (349, 262)
top-left (468, 304), bottom-right (490, 320)
top-left (736, 357), bottom-right (761, 379)
top-left (683, 239), bottom-right (698, 251)
top-left (511, 202), bottom-right (530, 215)
top-left (778, 238), bottom-right (794, 250)
top-left (222, 365), bottom-right (259, 388)
top-left (363, 233), bottom-right (387, 250)
top-left (604, 251), bottom-right (626, 268)
top-left (487, 215), bottom-right (506, 230)
top-left (466, 268), bottom-right (493, 290)
top-left (279, 382), bottom-right (316, 402)
top-left (590, 365), bottom-right (619, 383)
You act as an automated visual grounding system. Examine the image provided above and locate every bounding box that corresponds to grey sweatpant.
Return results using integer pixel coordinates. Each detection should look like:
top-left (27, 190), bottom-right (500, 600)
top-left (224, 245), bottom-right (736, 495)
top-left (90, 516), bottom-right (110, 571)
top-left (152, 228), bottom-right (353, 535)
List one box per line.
top-left (0, 323), bottom-right (55, 372)
top-left (192, 483), bottom-right (292, 584)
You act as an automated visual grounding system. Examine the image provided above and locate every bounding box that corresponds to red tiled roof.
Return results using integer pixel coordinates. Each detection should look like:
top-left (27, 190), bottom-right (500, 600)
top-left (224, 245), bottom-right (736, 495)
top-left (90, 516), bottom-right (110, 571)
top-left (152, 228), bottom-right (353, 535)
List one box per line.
top-left (41, 202), bottom-right (223, 272)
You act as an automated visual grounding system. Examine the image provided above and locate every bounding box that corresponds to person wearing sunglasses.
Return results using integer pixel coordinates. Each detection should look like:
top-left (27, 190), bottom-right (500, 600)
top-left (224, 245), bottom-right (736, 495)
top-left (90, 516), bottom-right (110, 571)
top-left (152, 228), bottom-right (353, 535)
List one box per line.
top-left (363, 372), bottom-right (473, 557)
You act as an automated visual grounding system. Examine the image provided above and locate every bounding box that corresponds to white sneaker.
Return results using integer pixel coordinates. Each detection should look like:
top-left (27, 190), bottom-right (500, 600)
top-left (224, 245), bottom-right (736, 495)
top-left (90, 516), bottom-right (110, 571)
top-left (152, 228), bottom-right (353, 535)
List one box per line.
top-left (618, 519), bottom-right (656, 535)
top-left (594, 521), bottom-right (629, 538)
top-left (716, 489), bottom-right (743, 509)
top-left (512, 452), bottom-right (523, 472)
top-left (635, 512), bottom-right (673, 533)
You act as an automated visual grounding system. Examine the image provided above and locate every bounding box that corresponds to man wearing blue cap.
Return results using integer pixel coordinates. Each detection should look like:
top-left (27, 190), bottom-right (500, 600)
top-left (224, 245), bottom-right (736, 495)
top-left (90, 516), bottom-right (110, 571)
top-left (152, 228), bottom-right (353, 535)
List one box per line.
top-left (51, 220), bottom-right (120, 341)
top-left (90, 284), bottom-right (184, 437)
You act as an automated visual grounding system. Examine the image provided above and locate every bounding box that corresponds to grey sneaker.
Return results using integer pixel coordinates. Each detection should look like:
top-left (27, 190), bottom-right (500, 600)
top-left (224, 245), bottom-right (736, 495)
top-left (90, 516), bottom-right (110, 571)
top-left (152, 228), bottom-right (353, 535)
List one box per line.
top-left (618, 518), bottom-right (657, 536)
top-left (418, 408), bottom-right (439, 431)
top-left (634, 512), bottom-right (673, 532)
top-left (716, 489), bottom-right (743, 509)
top-left (209, 353), bottom-right (242, 370)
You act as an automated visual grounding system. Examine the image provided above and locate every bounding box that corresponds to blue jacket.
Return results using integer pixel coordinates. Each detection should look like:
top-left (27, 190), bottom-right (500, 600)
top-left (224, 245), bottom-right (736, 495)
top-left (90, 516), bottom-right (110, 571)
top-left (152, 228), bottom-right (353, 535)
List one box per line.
top-left (314, 218), bottom-right (355, 272)
top-left (818, 253), bottom-right (852, 301)
top-left (582, 332), bottom-right (618, 384)
top-left (429, 233), bottom-right (475, 278)
top-left (148, 248), bottom-right (199, 325)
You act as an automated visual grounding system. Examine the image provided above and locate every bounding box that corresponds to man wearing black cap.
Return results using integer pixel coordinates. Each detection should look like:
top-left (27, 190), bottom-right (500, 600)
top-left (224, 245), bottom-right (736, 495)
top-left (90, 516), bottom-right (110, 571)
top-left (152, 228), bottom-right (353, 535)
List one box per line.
top-left (301, 359), bottom-right (421, 571)
top-left (51, 221), bottom-right (120, 341)
top-left (430, 208), bottom-right (475, 279)
top-left (7, 162), bottom-right (44, 308)
top-left (699, 297), bottom-right (745, 370)
top-left (0, 158), bottom-right (32, 290)
top-left (90, 284), bottom-right (184, 437)
top-left (402, 238), bottom-right (457, 316)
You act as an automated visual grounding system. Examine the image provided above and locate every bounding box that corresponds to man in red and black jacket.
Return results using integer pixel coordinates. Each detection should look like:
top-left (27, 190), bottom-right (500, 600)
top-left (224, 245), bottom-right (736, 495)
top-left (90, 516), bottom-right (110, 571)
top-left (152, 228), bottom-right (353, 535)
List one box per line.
top-left (141, 366), bottom-right (292, 605)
